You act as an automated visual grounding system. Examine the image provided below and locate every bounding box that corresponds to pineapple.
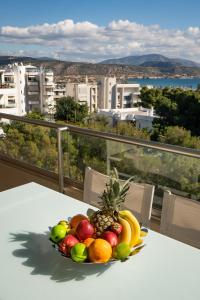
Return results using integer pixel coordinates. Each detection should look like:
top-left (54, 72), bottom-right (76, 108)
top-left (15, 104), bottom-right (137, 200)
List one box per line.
top-left (90, 168), bottom-right (134, 236)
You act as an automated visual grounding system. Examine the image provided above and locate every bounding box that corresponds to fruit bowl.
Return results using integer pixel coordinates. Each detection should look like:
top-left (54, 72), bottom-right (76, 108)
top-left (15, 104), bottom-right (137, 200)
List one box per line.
top-left (50, 238), bottom-right (145, 265)
top-left (49, 211), bottom-right (147, 265)
top-left (49, 168), bottom-right (147, 264)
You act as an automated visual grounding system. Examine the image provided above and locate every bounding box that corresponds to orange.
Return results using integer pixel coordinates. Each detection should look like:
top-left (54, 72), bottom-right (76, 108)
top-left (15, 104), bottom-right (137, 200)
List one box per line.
top-left (84, 238), bottom-right (95, 248)
top-left (88, 238), bottom-right (112, 263)
top-left (70, 214), bottom-right (88, 229)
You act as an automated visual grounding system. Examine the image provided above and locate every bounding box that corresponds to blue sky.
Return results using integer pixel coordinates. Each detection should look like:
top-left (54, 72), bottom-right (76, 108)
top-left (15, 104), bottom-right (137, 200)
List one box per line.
top-left (0, 0), bottom-right (200, 62)
top-left (1, 0), bottom-right (200, 29)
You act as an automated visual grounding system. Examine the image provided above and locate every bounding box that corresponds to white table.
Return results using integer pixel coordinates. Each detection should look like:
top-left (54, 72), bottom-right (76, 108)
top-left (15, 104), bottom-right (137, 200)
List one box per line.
top-left (0, 182), bottom-right (199, 300)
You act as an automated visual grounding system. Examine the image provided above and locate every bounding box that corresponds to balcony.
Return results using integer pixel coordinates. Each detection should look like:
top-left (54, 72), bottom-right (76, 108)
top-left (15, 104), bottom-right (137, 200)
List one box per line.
top-left (27, 81), bottom-right (39, 86)
top-left (0, 83), bottom-right (15, 89)
top-left (0, 113), bottom-right (200, 237)
top-left (6, 102), bottom-right (16, 108)
top-left (44, 91), bottom-right (54, 96)
top-left (28, 100), bottom-right (40, 104)
top-left (43, 82), bottom-right (54, 86)
top-left (26, 68), bottom-right (40, 73)
top-left (27, 91), bottom-right (40, 95)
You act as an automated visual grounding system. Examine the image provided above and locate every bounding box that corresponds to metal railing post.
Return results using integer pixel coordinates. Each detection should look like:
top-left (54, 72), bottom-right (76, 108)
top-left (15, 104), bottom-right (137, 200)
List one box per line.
top-left (57, 127), bottom-right (68, 193)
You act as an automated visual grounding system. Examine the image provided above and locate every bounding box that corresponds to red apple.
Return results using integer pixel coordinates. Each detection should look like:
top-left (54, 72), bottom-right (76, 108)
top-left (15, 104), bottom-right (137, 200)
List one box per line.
top-left (76, 220), bottom-right (94, 241)
top-left (58, 234), bottom-right (79, 255)
top-left (111, 222), bottom-right (123, 235)
top-left (101, 231), bottom-right (118, 247)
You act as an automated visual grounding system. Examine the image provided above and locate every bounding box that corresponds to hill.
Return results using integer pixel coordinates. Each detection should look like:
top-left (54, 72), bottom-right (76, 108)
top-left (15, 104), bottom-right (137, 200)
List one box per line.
top-left (1, 55), bottom-right (200, 77)
top-left (100, 54), bottom-right (200, 68)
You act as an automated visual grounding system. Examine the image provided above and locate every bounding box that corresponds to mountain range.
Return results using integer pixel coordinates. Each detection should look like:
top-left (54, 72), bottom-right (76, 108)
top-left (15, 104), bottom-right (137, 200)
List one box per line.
top-left (1, 54), bottom-right (200, 77)
top-left (100, 54), bottom-right (200, 68)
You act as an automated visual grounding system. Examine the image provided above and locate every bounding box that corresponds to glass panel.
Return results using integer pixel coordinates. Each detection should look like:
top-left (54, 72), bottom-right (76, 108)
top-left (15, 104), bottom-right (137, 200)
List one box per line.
top-left (63, 132), bottom-right (107, 182)
top-left (65, 132), bottom-right (200, 208)
top-left (0, 119), bottom-right (58, 173)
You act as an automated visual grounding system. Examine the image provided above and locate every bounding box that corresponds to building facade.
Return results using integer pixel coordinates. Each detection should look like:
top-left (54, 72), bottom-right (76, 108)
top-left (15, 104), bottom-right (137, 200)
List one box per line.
top-left (113, 83), bottom-right (140, 109)
top-left (0, 64), bottom-right (54, 116)
top-left (97, 77), bottom-right (116, 109)
top-left (65, 82), bottom-right (98, 112)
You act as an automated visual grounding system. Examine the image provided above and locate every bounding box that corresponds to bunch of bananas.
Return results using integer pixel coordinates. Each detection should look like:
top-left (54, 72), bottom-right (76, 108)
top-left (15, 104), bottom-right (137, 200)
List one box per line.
top-left (118, 210), bottom-right (145, 248)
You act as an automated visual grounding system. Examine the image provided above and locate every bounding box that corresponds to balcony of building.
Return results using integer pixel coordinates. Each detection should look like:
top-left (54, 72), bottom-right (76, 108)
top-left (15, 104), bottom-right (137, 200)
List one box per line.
top-left (0, 113), bottom-right (200, 239)
top-left (43, 82), bottom-right (54, 86)
top-left (27, 81), bottom-right (39, 86)
top-left (26, 69), bottom-right (40, 75)
top-left (27, 91), bottom-right (40, 95)
top-left (44, 91), bottom-right (54, 96)
top-left (0, 83), bottom-right (15, 89)
top-left (44, 70), bottom-right (54, 75)
top-left (6, 100), bottom-right (16, 108)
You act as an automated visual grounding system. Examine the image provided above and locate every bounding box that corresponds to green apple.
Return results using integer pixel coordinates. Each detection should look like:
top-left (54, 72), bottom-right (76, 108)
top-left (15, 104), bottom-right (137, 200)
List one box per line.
top-left (50, 224), bottom-right (67, 243)
top-left (70, 243), bottom-right (88, 263)
top-left (113, 242), bottom-right (131, 260)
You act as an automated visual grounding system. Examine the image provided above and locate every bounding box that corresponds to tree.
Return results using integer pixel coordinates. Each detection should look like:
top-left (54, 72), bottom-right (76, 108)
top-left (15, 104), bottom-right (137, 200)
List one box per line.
top-left (140, 87), bottom-right (162, 108)
top-left (25, 112), bottom-right (45, 120)
top-left (54, 97), bottom-right (88, 123)
top-left (140, 87), bottom-right (200, 137)
top-left (158, 126), bottom-right (200, 149)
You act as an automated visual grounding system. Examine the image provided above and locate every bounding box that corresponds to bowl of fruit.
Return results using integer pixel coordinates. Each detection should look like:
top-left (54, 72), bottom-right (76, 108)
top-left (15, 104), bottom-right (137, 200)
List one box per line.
top-left (49, 169), bottom-right (147, 264)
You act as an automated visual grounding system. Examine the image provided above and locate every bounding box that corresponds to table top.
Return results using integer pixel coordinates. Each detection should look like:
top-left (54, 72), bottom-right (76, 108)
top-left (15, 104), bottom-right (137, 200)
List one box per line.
top-left (0, 182), bottom-right (200, 300)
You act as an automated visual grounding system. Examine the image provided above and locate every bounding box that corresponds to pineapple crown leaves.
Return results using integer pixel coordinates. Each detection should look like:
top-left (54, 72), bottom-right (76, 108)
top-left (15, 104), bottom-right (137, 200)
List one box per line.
top-left (99, 168), bottom-right (135, 212)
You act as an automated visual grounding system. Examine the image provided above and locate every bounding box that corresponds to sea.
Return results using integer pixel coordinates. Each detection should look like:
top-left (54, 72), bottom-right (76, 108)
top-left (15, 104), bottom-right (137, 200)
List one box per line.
top-left (128, 78), bottom-right (200, 89)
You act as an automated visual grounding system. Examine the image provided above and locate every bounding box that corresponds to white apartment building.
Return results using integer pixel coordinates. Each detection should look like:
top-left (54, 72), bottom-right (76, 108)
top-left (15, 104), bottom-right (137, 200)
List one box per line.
top-left (0, 64), bottom-right (54, 117)
top-left (113, 83), bottom-right (141, 109)
top-left (0, 67), bottom-right (24, 116)
top-left (96, 78), bottom-right (141, 109)
top-left (97, 77), bottom-right (116, 109)
top-left (97, 107), bottom-right (155, 130)
top-left (66, 82), bottom-right (98, 112)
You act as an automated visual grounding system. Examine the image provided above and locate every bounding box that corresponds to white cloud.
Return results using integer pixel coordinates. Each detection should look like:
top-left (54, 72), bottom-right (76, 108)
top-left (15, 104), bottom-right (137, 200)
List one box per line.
top-left (0, 19), bottom-right (200, 62)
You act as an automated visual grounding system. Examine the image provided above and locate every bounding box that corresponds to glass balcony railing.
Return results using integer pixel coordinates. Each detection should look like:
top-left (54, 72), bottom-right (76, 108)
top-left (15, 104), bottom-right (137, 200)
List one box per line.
top-left (0, 120), bottom-right (58, 172)
top-left (0, 112), bottom-right (200, 210)
top-left (64, 128), bottom-right (200, 209)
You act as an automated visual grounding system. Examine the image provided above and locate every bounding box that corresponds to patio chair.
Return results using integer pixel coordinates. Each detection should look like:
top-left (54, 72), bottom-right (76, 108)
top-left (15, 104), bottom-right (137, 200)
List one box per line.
top-left (83, 167), bottom-right (155, 227)
top-left (160, 191), bottom-right (200, 248)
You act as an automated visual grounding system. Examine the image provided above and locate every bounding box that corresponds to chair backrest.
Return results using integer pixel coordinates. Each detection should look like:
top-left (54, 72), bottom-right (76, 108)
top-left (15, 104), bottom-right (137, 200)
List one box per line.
top-left (160, 191), bottom-right (200, 248)
top-left (83, 167), bottom-right (155, 227)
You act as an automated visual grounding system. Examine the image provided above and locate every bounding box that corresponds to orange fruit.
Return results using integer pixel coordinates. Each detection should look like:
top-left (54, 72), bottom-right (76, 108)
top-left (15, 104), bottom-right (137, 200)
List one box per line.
top-left (88, 238), bottom-right (112, 263)
top-left (84, 238), bottom-right (95, 248)
top-left (70, 214), bottom-right (88, 229)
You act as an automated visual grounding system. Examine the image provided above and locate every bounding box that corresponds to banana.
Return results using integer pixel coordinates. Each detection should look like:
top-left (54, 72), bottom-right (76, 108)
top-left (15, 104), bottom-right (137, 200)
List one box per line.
top-left (140, 229), bottom-right (148, 238)
top-left (118, 215), bottom-right (132, 245)
top-left (135, 238), bottom-right (143, 247)
top-left (119, 210), bottom-right (141, 248)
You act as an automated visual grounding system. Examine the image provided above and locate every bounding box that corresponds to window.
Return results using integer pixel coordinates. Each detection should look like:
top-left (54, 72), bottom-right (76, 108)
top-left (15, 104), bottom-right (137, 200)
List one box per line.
top-left (8, 99), bottom-right (15, 104)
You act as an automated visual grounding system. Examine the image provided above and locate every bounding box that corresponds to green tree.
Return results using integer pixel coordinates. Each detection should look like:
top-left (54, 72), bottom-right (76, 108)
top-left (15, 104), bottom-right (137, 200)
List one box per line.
top-left (158, 126), bottom-right (200, 149)
top-left (141, 87), bottom-right (200, 136)
top-left (55, 97), bottom-right (88, 123)
top-left (25, 112), bottom-right (45, 120)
